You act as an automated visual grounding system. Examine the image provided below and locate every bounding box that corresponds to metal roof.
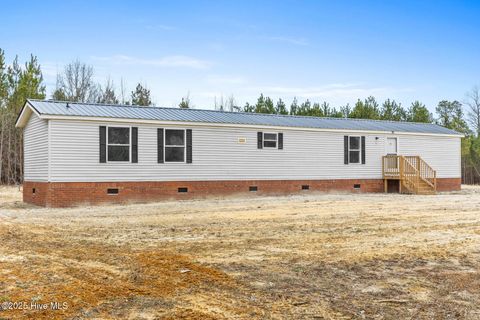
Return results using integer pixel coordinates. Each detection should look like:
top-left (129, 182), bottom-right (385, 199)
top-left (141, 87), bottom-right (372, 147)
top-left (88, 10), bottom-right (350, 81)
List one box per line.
top-left (24, 99), bottom-right (461, 135)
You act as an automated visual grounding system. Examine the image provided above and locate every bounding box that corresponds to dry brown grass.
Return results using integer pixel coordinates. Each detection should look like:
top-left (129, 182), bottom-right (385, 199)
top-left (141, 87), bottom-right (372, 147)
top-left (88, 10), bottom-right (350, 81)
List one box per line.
top-left (1, 186), bottom-right (480, 319)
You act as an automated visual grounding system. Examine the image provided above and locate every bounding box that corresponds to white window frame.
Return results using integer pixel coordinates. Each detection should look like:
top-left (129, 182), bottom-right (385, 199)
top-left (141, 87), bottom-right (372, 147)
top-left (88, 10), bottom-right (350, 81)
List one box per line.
top-left (348, 135), bottom-right (362, 164)
top-left (263, 132), bottom-right (278, 149)
top-left (106, 125), bottom-right (131, 163)
top-left (164, 128), bottom-right (186, 163)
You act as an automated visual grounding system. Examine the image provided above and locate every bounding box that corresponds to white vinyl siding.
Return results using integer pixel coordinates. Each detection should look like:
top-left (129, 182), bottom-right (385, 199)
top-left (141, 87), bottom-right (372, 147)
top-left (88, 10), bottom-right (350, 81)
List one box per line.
top-left (24, 113), bottom-right (48, 181)
top-left (46, 119), bottom-right (461, 182)
top-left (396, 135), bottom-right (461, 178)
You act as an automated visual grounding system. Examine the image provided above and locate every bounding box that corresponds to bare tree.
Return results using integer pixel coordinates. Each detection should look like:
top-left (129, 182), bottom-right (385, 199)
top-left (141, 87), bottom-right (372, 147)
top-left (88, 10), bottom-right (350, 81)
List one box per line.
top-left (98, 77), bottom-right (118, 104)
top-left (214, 95), bottom-right (225, 111)
top-left (53, 60), bottom-right (99, 103)
top-left (214, 95), bottom-right (238, 111)
top-left (465, 86), bottom-right (480, 136)
top-left (0, 112), bottom-right (5, 181)
top-left (226, 95), bottom-right (240, 112)
top-left (119, 77), bottom-right (127, 104)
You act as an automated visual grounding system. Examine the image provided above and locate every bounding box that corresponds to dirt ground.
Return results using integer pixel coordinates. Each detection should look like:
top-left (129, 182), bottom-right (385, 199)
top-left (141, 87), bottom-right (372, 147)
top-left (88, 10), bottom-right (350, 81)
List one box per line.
top-left (1, 186), bottom-right (480, 319)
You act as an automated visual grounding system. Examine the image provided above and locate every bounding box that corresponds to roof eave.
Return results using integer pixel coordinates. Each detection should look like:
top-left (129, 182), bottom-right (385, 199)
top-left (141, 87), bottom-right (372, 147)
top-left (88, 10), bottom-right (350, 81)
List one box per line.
top-left (15, 99), bottom-right (44, 128)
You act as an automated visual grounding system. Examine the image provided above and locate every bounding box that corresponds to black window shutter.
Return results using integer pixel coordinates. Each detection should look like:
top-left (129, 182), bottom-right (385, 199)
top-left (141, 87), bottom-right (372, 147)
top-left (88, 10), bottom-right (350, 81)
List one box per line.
top-left (186, 129), bottom-right (192, 163)
top-left (278, 133), bottom-right (283, 149)
top-left (361, 136), bottom-right (366, 164)
top-left (132, 127), bottom-right (138, 163)
top-left (344, 136), bottom-right (348, 164)
top-left (157, 128), bottom-right (164, 163)
top-left (100, 126), bottom-right (106, 163)
top-left (257, 132), bottom-right (263, 149)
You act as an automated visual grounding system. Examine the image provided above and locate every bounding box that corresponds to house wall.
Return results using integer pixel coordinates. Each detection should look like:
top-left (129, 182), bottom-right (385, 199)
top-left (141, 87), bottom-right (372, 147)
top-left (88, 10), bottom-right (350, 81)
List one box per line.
top-left (24, 113), bottom-right (48, 182)
top-left (46, 119), bottom-right (461, 182)
top-left (398, 135), bottom-right (461, 177)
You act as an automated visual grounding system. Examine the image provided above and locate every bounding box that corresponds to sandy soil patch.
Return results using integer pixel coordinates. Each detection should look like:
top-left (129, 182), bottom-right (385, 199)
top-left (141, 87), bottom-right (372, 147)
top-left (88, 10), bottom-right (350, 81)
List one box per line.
top-left (1, 186), bottom-right (480, 319)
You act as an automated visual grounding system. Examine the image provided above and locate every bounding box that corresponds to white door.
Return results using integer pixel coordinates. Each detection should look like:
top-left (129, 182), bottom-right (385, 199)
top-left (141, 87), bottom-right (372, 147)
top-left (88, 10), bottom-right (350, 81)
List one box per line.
top-left (386, 137), bottom-right (398, 155)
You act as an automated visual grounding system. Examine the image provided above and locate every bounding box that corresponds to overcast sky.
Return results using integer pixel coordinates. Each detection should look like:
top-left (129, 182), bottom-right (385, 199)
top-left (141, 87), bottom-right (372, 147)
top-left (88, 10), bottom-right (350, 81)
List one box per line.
top-left (1, 0), bottom-right (479, 111)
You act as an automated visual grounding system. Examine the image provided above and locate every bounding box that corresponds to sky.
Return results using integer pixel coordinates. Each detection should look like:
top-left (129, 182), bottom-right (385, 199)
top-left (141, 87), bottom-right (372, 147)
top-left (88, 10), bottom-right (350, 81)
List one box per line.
top-left (1, 0), bottom-right (479, 111)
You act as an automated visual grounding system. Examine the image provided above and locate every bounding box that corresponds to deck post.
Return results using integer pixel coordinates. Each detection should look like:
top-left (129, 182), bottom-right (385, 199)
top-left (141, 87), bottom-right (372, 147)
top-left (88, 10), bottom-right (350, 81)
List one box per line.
top-left (382, 156), bottom-right (385, 179)
top-left (384, 179), bottom-right (388, 193)
top-left (399, 156), bottom-right (404, 194)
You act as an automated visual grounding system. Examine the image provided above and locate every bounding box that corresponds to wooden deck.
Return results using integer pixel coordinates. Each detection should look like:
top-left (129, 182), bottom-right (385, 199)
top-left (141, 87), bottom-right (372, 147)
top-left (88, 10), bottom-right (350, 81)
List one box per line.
top-left (382, 155), bottom-right (437, 194)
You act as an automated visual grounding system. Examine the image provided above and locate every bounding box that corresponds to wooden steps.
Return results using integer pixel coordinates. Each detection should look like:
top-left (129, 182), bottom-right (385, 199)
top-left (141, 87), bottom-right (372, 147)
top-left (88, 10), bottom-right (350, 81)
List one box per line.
top-left (382, 155), bottom-right (437, 195)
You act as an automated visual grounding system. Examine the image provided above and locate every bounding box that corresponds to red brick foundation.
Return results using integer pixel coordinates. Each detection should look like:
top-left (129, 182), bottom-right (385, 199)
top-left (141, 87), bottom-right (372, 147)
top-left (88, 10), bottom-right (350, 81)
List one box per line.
top-left (436, 178), bottom-right (462, 192)
top-left (23, 181), bottom-right (49, 207)
top-left (23, 178), bottom-right (461, 208)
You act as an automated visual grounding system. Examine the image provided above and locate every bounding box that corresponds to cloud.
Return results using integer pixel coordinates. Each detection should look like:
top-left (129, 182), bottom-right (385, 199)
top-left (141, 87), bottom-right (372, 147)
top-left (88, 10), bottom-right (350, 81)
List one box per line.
top-left (199, 91), bottom-right (223, 98)
top-left (206, 75), bottom-right (247, 85)
top-left (91, 55), bottom-right (212, 69)
top-left (265, 36), bottom-right (309, 46)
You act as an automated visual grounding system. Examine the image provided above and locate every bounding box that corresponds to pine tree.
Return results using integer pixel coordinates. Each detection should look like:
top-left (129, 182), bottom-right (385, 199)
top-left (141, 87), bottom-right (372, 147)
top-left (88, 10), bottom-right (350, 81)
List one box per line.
top-left (349, 96), bottom-right (381, 119)
top-left (321, 102), bottom-right (331, 117)
top-left (381, 99), bottom-right (406, 121)
top-left (264, 96), bottom-right (275, 114)
top-left (407, 101), bottom-right (433, 123)
top-left (131, 83), bottom-right (152, 106)
top-left (340, 104), bottom-right (351, 118)
top-left (0, 49), bottom-right (8, 108)
top-left (289, 97), bottom-right (299, 115)
top-left (255, 94), bottom-right (275, 113)
top-left (328, 107), bottom-right (344, 118)
top-left (297, 99), bottom-right (312, 116)
top-left (6, 56), bottom-right (21, 111)
top-left (436, 100), bottom-right (470, 134)
top-left (243, 102), bottom-right (254, 112)
top-left (275, 98), bottom-right (288, 114)
top-left (309, 102), bottom-right (321, 116)
top-left (1, 51), bottom-right (45, 184)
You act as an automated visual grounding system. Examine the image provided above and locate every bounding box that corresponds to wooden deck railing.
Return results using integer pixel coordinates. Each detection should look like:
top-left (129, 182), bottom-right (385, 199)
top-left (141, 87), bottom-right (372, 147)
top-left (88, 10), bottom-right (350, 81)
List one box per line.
top-left (382, 155), bottom-right (437, 194)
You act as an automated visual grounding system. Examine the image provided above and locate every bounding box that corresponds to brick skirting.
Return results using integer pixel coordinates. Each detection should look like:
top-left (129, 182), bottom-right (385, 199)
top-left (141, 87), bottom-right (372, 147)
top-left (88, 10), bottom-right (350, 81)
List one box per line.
top-left (435, 178), bottom-right (462, 192)
top-left (23, 178), bottom-right (461, 208)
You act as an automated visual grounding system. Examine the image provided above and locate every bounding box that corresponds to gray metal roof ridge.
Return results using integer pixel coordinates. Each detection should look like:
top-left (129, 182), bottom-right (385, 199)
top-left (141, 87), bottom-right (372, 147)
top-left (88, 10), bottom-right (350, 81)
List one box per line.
top-left (25, 99), bottom-right (462, 136)
top-left (27, 98), bottom-right (447, 127)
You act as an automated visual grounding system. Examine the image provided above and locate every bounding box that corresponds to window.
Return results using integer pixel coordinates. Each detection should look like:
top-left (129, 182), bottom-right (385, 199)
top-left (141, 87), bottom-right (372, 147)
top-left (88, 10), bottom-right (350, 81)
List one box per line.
top-left (263, 133), bottom-right (277, 148)
top-left (348, 136), bottom-right (361, 164)
top-left (165, 129), bottom-right (185, 162)
top-left (258, 132), bottom-right (283, 150)
top-left (108, 127), bottom-right (130, 162)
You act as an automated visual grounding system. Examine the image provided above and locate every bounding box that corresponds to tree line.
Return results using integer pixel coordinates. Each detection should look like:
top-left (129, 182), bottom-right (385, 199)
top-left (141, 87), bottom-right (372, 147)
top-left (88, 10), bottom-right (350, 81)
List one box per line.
top-left (0, 51), bottom-right (155, 184)
top-left (1, 48), bottom-right (479, 184)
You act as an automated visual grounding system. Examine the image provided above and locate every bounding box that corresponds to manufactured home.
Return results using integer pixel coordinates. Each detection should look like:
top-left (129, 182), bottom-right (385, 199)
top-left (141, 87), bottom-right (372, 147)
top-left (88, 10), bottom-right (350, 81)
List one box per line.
top-left (16, 99), bottom-right (462, 207)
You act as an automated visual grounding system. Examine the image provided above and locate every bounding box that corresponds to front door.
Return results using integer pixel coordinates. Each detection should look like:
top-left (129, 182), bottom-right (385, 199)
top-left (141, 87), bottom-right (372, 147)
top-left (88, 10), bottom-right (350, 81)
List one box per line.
top-left (386, 137), bottom-right (398, 155)
top-left (385, 137), bottom-right (399, 172)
